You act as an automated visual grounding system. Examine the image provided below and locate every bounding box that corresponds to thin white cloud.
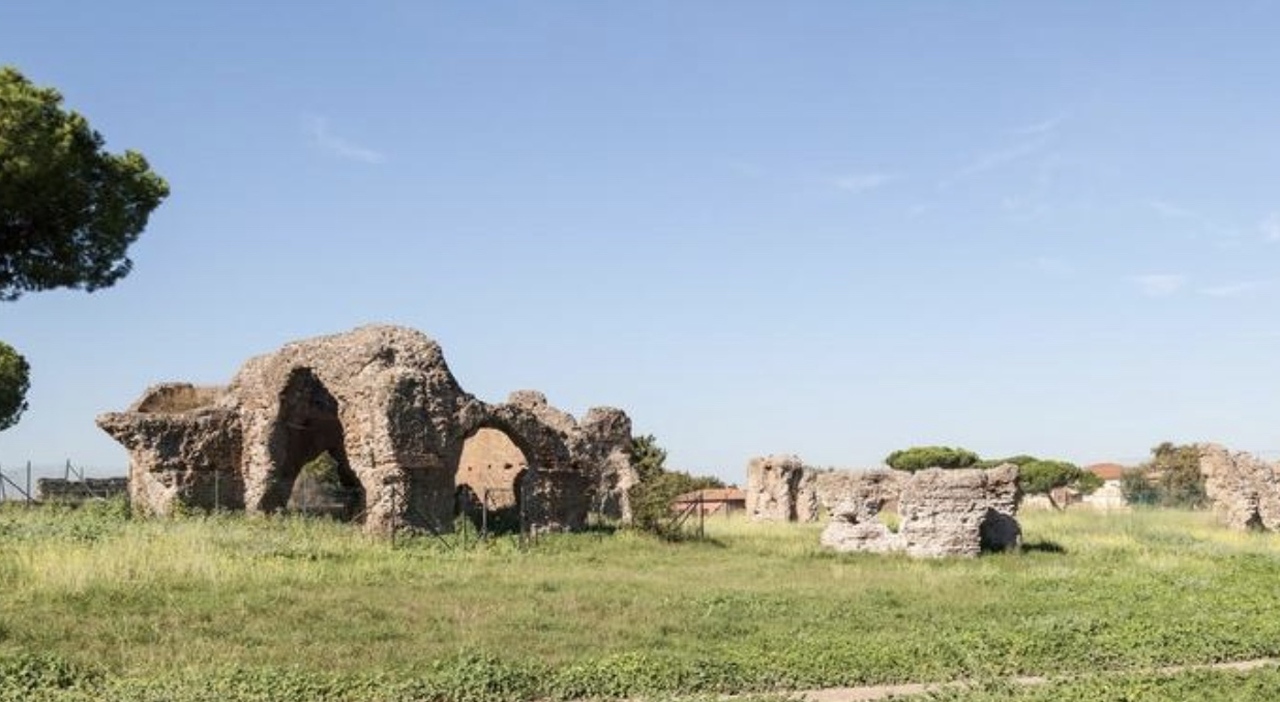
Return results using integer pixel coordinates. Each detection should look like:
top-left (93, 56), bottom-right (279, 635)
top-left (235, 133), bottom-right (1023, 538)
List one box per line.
top-left (1147, 199), bottom-right (1243, 242)
top-left (1015, 115), bottom-right (1066, 136)
top-left (832, 172), bottom-right (898, 194)
top-left (1132, 274), bottom-right (1186, 298)
top-left (1198, 281), bottom-right (1269, 298)
top-left (305, 115), bottom-right (385, 164)
top-left (943, 138), bottom-right (1047, 186)
top-left (1261, 213), bottom-right (1280, 241)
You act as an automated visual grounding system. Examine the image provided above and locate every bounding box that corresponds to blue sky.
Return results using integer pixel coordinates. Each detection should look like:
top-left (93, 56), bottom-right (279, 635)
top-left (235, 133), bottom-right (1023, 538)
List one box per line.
top-left (3, 2), bottom-right (1279, 482)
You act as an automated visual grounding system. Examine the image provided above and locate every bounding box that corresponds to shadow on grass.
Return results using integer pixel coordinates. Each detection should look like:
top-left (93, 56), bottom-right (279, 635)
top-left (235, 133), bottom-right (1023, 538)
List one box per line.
top-left (650, 528), bottom-right (728, 548)
top-left (1021, 539), bottom-right (1067, 554)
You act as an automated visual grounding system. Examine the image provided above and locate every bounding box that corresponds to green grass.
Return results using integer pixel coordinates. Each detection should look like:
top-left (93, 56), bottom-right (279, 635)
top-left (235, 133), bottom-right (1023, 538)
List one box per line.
top-left (2, 501), bottom-right (1280, 700)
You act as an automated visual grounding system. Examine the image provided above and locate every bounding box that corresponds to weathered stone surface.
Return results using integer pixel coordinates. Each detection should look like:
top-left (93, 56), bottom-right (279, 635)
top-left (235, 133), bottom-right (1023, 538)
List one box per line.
top-left (746, 455), bottom-right (817, 521)
top-left (1199, 443), bottom-right (1280, 531)
top-left (810, 469), bottom-right (905, 516)
top-left (97, 385), bottom-right (244, 515)
top-left (574, 406), bottom-right (636, 521)
top-left (896, 465), bottom-right (1021, 557)
top-left (814, 470), bottom-right (905, 554)
top-left (97, 325), bottom-right (634, 534)
top-left (819, 471), bottom-right (903, 522)
top-left (820, 465), bottom-right (1021, 558)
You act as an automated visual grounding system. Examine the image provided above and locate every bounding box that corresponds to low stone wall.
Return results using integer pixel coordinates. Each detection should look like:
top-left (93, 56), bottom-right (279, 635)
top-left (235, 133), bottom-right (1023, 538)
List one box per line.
top-left (35, 477), bottom-right (129, 503)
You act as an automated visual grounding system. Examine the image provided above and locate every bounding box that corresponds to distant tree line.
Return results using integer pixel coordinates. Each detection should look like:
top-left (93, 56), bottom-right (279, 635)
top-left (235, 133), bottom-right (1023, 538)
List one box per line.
top-left (886, 441), bottom-right (1210, 511)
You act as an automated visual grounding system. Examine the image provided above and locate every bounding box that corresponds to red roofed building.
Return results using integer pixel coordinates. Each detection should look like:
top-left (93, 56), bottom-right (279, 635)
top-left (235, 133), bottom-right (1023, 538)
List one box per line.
top-left (1082, 462), bottom-right (1129, 510)
top-left (1086, 463), bottom-right (1126, 482)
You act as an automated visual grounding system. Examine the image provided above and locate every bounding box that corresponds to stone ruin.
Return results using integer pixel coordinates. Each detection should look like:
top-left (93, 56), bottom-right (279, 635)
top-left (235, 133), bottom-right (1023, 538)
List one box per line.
top-left (96, 325), bottom-right (636, 534)
top-left (746, 456), bottom-right (1021, 557)
top-left (744, 455), bottom-right (818, 522)
top-left (1198, 443), bottom-right (1280, 531)
top-left (821, 465), bottom-right (1021, 558)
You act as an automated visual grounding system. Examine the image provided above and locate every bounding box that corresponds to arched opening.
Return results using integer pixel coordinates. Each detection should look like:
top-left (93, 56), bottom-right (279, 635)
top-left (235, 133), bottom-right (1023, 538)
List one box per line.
top-left (262, 368), bottom-right (365, 520)
top-left (455, 427), bottom-right (529, 533)
top-left (873, 498), bottom-right (902, 534)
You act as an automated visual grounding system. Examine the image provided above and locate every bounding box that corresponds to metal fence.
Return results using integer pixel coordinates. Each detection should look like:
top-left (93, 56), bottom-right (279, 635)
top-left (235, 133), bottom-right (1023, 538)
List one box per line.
top-left (0, 460), bottom-right (127, 504)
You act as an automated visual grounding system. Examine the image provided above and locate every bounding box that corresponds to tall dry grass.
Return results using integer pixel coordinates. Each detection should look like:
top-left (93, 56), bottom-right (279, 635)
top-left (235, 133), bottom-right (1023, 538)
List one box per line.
top-left (2, 501), bottom-right (1280, 700)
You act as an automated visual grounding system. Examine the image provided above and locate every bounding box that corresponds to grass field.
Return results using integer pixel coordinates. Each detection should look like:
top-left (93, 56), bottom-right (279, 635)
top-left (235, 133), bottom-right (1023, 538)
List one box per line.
top-left (2, 501), bottom-right (1280, 700)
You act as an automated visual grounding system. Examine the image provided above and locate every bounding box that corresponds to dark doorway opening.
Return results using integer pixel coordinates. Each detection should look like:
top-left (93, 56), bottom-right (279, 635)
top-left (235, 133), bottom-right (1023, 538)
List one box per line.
top-left (264, 368), bottom-right (365, 520)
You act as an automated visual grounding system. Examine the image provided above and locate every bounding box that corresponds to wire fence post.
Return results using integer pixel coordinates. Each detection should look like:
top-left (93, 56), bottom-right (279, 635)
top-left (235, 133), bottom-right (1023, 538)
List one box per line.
top-left (699, 491), bottom-right (705, 539)
top-left (0, 462), bottom-right (33, 505)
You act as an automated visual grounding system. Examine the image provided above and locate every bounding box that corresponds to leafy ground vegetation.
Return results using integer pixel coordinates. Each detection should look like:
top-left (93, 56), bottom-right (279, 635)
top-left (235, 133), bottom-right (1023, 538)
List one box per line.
top-left (2, 501), bottom-right (1280, 701)
top-left (920, 664), bottom-right (1280, 701)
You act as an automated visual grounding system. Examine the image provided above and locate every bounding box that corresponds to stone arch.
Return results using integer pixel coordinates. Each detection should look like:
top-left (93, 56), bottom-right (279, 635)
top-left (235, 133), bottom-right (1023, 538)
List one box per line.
top-left (451, 404), bottom-right (583, 532)
top-left (455, 426), bottom-right (530, 532)
top-left (259, 367), bottom-right (366, 519)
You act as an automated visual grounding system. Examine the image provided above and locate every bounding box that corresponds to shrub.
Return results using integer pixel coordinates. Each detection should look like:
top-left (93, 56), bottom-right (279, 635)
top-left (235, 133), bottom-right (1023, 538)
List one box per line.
top-left (1015, 459), bottom-right (1100, 509)
top-left (1120, 468), bottom-right (1159, 506)
top-left (627, 435), bottom-right (723, 537)
top-left (1118, 443), bottom-right (1206, 509)
top-left (1148, 442), bottom-right (1206, 508)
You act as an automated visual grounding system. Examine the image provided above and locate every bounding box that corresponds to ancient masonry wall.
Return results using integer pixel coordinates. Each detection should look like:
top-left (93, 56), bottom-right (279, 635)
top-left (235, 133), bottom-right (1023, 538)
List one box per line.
top-left (745, 455), bottom-right (815, 522)
top-left (1199, 443), bottom-right (1280, 531)
top-left (819, 465), bottom-right (1021, 558)
top-left (746, 455), bottom-right (1021, 557)
top-left (745, 458), bottom-right (902, 523)
top-left (97, 325), bottom-right (636, 534)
